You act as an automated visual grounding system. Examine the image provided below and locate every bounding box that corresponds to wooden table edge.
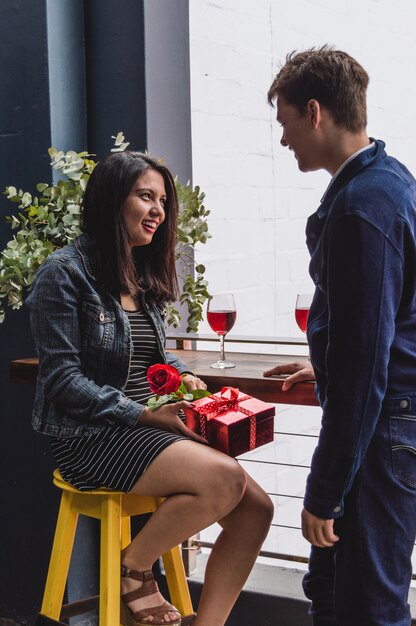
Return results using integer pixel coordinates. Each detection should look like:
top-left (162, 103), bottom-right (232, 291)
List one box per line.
top-left (9, 353), bottom-right (319, 407)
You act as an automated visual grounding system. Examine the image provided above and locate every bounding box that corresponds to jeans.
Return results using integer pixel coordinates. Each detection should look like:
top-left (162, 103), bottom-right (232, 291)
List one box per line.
top-left (303, 413), bottom-right (416, 626)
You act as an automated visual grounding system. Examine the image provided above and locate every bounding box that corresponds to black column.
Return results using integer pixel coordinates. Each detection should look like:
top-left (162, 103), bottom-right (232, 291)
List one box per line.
top-left (0, 1), bottom-right (59, 623)
top-left (84, 0), bottom-right (147, 157)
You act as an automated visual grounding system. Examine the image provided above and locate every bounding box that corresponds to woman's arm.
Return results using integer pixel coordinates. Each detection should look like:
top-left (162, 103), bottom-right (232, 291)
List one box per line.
top-left (27, 259), bottom-right (141, 428)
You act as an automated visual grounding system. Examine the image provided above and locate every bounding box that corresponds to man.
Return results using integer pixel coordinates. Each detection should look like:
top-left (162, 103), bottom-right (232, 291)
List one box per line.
top-left (265, 46), bottom-right (416, 625)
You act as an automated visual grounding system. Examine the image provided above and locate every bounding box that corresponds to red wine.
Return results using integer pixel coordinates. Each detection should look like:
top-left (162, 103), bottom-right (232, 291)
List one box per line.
top-left (207, 310), bottom-right (236, 335)
top-left (295, 307), bottom-right (309, 333)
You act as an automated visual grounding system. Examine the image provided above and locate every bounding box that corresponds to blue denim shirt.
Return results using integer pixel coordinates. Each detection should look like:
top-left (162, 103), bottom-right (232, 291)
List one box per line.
top-left (304, 140), bottom-right (416, 519)
top-left (26, 234), bottom-right (191, 438)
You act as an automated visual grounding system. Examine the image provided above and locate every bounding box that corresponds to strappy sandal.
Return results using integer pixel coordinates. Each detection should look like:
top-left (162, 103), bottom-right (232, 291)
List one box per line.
top-left (120, 564), bottom-right (182, 625)
top-left (180, 615), bottom-right (196, 625)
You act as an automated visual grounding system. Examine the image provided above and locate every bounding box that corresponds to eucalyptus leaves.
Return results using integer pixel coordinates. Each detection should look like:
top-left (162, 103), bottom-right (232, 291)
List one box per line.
top-left (0, 134), bottom-right (210, 331)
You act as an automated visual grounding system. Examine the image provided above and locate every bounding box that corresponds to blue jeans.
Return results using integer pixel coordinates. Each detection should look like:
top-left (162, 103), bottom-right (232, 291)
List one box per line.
top-left (303, 413), bottom-right (416, 626)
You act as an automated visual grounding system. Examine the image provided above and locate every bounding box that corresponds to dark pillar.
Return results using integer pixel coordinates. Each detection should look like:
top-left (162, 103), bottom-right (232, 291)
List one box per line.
top-left (84, 0), bottom-right (147, 158)
top-left (0, 1), bottom-right (57, 623)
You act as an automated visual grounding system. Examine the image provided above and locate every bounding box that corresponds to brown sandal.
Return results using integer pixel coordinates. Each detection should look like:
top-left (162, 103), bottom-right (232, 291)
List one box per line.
top-left (120, 565), bottom-right (182, 626)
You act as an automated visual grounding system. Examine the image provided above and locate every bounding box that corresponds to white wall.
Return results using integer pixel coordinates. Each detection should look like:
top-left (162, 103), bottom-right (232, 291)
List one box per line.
top-left (189, 0), bottom-right (416, 339)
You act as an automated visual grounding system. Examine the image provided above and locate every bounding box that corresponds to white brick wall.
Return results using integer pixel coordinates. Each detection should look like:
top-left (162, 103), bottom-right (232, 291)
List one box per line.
top-left (189, 0), bottom-right (416, 339)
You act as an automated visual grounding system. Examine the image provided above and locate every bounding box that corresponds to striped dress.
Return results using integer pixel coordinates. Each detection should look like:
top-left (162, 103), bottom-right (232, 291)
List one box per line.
top-left (50, 309), bottom-right (188, 492)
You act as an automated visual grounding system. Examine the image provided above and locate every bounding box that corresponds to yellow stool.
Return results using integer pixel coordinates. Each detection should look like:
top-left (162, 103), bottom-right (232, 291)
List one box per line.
top-left (39, 469), bottom-right (193, 625)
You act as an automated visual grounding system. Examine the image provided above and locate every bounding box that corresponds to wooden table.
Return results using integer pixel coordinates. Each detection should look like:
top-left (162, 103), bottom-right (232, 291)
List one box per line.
top-left (9, 350), bottom-right (319, 406)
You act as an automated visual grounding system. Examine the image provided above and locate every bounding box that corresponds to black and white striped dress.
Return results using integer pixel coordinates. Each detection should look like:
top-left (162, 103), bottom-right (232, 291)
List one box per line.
top-left (50, 310), bottom-right (189, 492)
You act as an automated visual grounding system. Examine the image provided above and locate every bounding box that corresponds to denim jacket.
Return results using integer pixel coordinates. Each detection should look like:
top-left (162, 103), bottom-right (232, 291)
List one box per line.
top-left (304, 140), bottom-right (416, 519)
top-left (26, 234), bottom-right (191, 438)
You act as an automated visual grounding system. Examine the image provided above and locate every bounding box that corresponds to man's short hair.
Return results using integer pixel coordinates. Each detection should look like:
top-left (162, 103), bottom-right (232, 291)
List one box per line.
top-left (268, 46), bottom-right (369, 133)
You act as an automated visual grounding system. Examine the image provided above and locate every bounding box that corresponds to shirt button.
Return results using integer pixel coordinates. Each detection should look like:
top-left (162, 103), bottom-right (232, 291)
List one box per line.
top-left (333, 505), bottom-right (341, 513)
top-left (400, 400), bottom-right (408, 409)
top-left (99, 312), bottom-right (105, 322)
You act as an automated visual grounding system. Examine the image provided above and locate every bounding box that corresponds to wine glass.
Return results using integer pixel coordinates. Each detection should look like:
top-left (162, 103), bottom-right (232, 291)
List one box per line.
top-left (295, 293), bottom-right (313, 333)
top-left (207, 293), bottom-right (237, 368)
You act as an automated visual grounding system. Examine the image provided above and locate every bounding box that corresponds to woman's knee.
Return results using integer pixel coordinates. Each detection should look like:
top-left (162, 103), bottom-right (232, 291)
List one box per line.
top-left (203, 457), bottom-right (247, 517)
top-left (259, 491), bottom-right (274, 527)
top-left (256, 488), bottom-right (274, 518)
top-left (243, 481), bottom-right (274, 527)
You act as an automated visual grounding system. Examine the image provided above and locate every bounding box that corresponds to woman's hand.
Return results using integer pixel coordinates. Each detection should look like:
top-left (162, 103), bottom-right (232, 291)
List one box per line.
top-left (139, 402), bottom-right (208, 444)
top-left (180, 373), bottom-right (207, 392)
top-left (263, 361), bottom-right (315, 391)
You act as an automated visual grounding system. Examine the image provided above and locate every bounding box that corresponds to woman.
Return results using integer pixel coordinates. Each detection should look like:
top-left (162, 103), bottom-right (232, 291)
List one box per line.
top-left (27, 151), bottom-right (273, 626)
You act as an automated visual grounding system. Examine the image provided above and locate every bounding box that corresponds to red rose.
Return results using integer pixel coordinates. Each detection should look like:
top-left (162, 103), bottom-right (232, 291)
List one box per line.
top-left (147, 364), bottom-right (182, 395)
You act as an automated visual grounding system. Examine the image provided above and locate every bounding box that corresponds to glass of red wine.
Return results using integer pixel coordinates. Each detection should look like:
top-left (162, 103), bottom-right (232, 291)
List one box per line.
top-left (207, 293), bottom-right (237, 368)
top-left (295, 293), bottom-right (313, 333)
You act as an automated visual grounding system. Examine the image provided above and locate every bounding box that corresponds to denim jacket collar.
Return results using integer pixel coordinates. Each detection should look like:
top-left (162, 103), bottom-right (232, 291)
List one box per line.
top-left (74, 233), bottom-right (100, 282)
top-left (316, 139), bottom-right (385, 219)
top-left (306, 140), bottom-right (386, 255)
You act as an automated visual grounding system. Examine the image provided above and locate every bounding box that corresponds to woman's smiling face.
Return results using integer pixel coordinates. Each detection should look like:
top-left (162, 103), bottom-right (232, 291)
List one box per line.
top-left (122, 168), bottom-right (166, 248)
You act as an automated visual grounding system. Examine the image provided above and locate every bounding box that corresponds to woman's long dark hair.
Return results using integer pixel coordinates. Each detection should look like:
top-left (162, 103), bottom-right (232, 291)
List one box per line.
top-left (82, 151), bottom-right (179, 304)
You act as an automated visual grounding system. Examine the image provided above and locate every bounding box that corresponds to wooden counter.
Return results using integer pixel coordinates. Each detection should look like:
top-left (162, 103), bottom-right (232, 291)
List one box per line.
top-left (9, 350), bottom-right (318, 406)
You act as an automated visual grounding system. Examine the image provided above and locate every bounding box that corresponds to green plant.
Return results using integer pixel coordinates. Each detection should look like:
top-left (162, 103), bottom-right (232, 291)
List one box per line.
top-left (0, 133), bottom-right (210, 331)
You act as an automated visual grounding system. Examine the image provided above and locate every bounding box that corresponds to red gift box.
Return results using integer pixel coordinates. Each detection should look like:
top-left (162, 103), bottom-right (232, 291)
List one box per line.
top-left (184, 387), bottom-right (275, 457)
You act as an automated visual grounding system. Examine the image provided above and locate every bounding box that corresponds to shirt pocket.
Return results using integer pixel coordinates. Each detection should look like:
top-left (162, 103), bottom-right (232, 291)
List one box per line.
top-left (81, 299), bottom-right (116, 354)
top-left (389, 414), bottom-right (416, 488)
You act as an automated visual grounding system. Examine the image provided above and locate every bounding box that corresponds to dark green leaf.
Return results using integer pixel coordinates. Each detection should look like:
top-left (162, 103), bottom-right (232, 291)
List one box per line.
top-left (191, 389), bottom-right (212, 400)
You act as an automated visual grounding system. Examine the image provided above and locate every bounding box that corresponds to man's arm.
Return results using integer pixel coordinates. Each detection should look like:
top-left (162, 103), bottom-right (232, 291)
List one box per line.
top-left (304, 213), bottom-right (402, 519)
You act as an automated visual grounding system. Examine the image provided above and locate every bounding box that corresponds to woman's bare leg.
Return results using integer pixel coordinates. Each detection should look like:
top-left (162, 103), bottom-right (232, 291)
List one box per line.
top-left (121, 440), bottom-right (273, 625)
top-left (121, 440), bottom-right (248, 623)
top-left (194, 473), bottom-right (273, 625)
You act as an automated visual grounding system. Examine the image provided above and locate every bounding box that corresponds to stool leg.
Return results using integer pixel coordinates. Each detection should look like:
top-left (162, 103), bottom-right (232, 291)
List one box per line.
top-left (162, 546), bottom-right (193, 616)
top-left (41, 492), bottom-right (78, 620)
top-left (121, 515), bottom-right (131, 550)
top-left (100, 494), bottom-right (121, 626)
top-left (154, 497), bottom-right (193, 617)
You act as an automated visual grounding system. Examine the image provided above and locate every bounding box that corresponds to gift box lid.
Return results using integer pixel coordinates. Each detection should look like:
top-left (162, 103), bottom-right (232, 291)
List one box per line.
top-left (190, 387), bottom-right (275, 423)
top-left (212, 397), bottom-right (275, 426)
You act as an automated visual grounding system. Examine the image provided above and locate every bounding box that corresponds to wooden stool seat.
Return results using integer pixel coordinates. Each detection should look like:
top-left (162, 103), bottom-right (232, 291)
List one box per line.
top-left (38, 469), bottom-right (193, 625)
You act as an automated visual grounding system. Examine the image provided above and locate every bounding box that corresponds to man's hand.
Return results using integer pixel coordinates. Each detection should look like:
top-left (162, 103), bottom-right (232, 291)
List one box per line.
top-left (139, 402), bottom-right (208, 444)
top-left (181, 373), bottom-right (207, 392)
top-left (301, 507), bottom-right (339, 548)
top-left (263, 361), bottom-right (315, 390)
